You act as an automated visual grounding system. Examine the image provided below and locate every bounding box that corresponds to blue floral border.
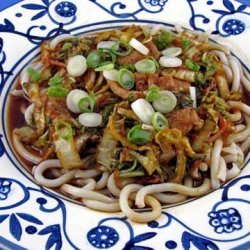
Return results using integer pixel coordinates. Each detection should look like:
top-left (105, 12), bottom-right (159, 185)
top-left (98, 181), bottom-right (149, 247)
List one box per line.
top-left (0, 1), bottom-right (250, 249)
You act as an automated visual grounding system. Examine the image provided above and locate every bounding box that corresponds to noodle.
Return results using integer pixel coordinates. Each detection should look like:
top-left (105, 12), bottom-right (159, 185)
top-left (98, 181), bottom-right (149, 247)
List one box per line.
top-left (135, 178), bottom-right (211, 208)
top-left (61, 184), bottom-right (117, 203)
top-left (33, 159), bottom-right (77, 188)
top-left (210, 139), bottom-right (223, 189)
top-left (119, 184), bottom-right (162, 223)
top-left (229, 57), bottom-right (241, 92)
top-left (8, 25), bottom-right (250, 223)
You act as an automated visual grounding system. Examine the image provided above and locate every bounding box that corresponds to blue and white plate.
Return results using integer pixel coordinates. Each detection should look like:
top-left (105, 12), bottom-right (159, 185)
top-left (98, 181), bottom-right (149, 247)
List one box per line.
top-left (0, 1), bottom-right (250, 249)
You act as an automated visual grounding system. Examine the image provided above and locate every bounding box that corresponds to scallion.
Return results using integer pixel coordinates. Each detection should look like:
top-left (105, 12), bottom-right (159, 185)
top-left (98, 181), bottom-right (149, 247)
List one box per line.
top-left (155, 30), bottom-right (173, 50)
top-left (111, 41), bottom-right (132, 57)
top-left (146, 84), bottom-right (160, 102)
top-left (49, 73), bottom-right (63, 86)
top-left (185, 59), bottom-right (200, 72)
top-left (152, 90), bottom-right (177, 114)
top-left (118, 68), bottom-right (134, 90)
top-left (152, 112), bottom-right (168, 131)
top-left (95, 62), bottom-right (114, 72)
top-left (86, 51), bottom-right (100, 68)
top-left (47, 86), bottom-right (69, 97)
top-left (78, 92), bottom-right (95, 113)
top-left (55, 120), bottom-right (73, 141)
top-left (27, 67), bottom-right (40, 82)
top-left (98, 48), bottom-right (117, 64)
top-left (127, 125), bottom-right (152, 145)
top-left (181, 39), bottom-right (190, 48)
top-left (61, 42), bottom-right (73, 52)
top-left (135, 58), bottom-right (157, 74)
top-left (120, 169), bottom-right (145, 178)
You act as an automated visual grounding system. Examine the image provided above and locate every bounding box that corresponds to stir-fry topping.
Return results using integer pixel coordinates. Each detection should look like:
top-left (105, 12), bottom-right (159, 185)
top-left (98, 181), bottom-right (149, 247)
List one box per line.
top-left (10, 25), bottom-right (250, 223)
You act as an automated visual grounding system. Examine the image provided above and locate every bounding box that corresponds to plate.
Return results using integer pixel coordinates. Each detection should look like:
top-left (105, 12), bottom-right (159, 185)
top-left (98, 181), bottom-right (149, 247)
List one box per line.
top-left (0, 1), bottom-right (250, 249)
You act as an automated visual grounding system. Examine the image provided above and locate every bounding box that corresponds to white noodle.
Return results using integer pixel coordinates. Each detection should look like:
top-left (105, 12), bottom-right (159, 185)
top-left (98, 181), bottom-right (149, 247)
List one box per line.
top-left (13, 133), bottom-right (42, 164)
top-left (228, 115), bottom-right (250, 144)
top-left (226, 163), bottom-right (240, 181)
top-left (211, 139), bottom-right (223, 189)
top-left (235, 124), bottom-right (246, 133)
top-left (153, 177), bottom-right (193, 204)
top-left (227, 101), bottom-right (250, 116)
top-left (75, 178), bottom-right (96, 190)
top-left (107, 173), bottom-right (121, 197)
top-left (81, 199), bottom-right (121, 212)
top-left (96, 172), bottom-right (110, 190)
top-left (135, 179), bottom-right (211, 209)
top-left (213, 50), bottom-right (229, 65)
top-left (74, 169), bottom-right (100, 179)
top-left (229, 57), bottom-right (240, 92)
top-left (61, 184), bottom-right (117, 203)
top-left (241, 137), bottom-right (250, 153)
top-left (235, 57), bottom-right (250, 92)
top-left (119, 184), bottom-right (161, 223)
top-left (33, 159), bottom-right (77, 188)
top-left (217, 157), bottom-right (227, 182)
top-left (223, 154), bottom-right (237, 164)
top-left (223, 64), bottom-right (233, 83)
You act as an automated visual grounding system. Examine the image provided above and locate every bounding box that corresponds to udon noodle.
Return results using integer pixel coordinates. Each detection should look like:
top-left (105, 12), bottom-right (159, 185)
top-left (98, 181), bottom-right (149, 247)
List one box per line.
top-left (9, 25), bottom-right (250, 223)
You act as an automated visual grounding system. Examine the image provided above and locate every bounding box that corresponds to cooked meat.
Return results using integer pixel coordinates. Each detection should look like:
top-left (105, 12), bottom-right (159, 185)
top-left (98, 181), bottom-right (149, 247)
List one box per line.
top-left (157, 75), bottom-right (190, 93)
top-left (146, 41), bottom-right (161, 59)
top-left (118, 41), bottom-right (160, 65)
top-left (118, 50), bottom-right (146, 65)
top-left (173, 79), bottom-right (190, 93)
top-left (44, 97), bottom-right (73, 122)
top-left (169, 107), bottom-right (204, 135)
top-left (135, 73), bottom-right (159, 91)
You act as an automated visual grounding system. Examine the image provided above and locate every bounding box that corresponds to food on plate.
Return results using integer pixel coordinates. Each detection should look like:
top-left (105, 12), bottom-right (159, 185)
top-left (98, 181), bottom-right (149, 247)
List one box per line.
top-left (9, 25), bottom-right (250, 223)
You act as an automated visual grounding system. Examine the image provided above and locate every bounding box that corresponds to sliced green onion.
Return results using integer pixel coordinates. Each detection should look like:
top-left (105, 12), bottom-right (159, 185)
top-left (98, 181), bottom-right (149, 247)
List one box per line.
top-left (120, 169), bottom-right (144, 178)
top-left (135, 58), bottom-right (157, 74)
top-left (118, 68), bottom-right (134, 90)
top-left (27, 67), bottom-right (40, 82)
top-left (155, 30), bottom-right (173, 50)
top-left (146, 84), bottom-right (160, 102)
top-left (98, 48), bottom-right (117, 64)
top-left (95, 62), bottom-right (114, 72)
top-left (159, 30), bottom-right (173, 44)
top-left (127, 125), bottom-right (152, 145)
top-left (185, 59), bottom-right (200, 72)
top-left (111, 41), bottom-right (132, 56)
top-left (161, 47), bottom-right (182, 57)
top-left (119, 160), bottom-right (138, 173)
top-left (86, 51), bottom-right (100, 68)
top-left (61, 42), bottom-right (73, 52)
top-left (55, 120), bottom-right (73, 141)
top-left (152, 90), bottom-right (177, 114)
top-left (47, 86), bottom-right (69, 97)
top-left (181, 39), bottom-right (190, 48)
top-left (152, 112), bottom-right (168, 131)
top-left (78, 92), bottom-right (95, 113)
top-left (49, 73), bottom-right (63, 86)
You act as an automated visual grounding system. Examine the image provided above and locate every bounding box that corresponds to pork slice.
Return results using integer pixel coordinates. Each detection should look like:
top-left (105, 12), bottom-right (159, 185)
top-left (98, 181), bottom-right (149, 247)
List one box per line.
top-left (45, 97), bottom-right (72, 122)
top-left (135, 73), bottom-right (159, 91)
top-left (156, 74), bottom-right (190, 93)
top-left (118, 50), bottom-right (146, 65)
top-left (147, 41), bottom-right (161, 59)
top-left (169, 107), bottom-right (203, 135)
